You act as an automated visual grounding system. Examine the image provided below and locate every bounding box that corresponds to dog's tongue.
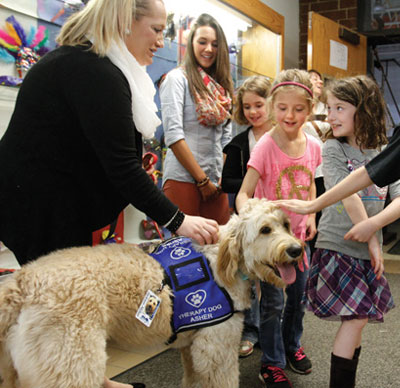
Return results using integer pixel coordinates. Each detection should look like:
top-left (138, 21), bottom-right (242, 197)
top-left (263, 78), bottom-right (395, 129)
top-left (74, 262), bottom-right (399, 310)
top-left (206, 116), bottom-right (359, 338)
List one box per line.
top-left (276, 263), bottom-right (296, 285)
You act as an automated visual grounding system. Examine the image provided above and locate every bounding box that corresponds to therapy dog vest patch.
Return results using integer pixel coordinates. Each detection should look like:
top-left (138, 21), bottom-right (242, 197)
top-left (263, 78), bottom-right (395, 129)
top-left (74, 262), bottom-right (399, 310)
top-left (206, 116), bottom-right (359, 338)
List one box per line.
top-left (150, 237), bottom-right (234, 336)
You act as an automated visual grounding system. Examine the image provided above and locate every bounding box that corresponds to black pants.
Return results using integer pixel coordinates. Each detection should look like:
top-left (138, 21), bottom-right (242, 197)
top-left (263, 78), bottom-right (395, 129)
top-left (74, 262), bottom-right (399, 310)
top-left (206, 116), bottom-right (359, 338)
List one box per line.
top-left (309, 177), bottom-right (325, 257)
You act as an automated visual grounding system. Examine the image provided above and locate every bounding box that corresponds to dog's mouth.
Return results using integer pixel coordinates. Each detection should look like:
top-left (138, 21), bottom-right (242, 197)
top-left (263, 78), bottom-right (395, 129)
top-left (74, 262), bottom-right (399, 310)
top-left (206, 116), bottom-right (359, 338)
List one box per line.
top-left (267, 262), bottom-right (297, 285)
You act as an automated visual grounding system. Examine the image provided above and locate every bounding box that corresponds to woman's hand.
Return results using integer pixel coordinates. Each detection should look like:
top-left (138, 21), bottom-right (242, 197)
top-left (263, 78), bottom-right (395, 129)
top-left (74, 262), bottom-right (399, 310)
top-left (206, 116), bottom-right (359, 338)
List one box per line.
top-left (344, 218), bottom-right (379, 243)
top-left (177, 215), bottom-right (219, 245)
top-left (274, 199), bottom-right (318, 215)
top-left (198, 180), bottom-right (220, 202)
top-left (368, 234), bottom-right (384, 279)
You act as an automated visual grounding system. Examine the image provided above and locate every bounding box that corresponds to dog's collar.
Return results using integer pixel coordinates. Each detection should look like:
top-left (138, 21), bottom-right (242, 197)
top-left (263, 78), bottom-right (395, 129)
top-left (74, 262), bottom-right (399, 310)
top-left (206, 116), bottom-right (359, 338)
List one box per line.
top-left (155, 280), bottom-right (166, 294)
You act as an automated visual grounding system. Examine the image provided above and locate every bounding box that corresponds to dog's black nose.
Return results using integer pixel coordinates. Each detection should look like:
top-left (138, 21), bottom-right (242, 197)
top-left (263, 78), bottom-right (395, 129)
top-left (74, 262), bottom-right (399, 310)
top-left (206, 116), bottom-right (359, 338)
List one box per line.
top-left (286, 245), bottom-right (303, 259)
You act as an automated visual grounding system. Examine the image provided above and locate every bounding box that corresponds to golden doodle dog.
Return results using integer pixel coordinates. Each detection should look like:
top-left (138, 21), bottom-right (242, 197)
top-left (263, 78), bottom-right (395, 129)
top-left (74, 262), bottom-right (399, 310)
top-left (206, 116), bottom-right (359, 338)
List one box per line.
top-left (0, 199), bottom-right (303, 388)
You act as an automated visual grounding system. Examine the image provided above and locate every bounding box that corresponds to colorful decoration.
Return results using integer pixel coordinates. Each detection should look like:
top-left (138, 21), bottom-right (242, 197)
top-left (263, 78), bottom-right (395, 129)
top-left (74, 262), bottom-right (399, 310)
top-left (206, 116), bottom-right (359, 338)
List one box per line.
top-left (0, 15), bottom-right (50, 86)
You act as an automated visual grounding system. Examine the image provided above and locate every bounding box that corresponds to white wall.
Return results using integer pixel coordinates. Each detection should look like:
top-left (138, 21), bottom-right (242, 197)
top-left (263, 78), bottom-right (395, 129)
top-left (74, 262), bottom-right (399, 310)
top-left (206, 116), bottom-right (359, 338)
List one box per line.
top-left (261, 0), bottom-right (300, 69)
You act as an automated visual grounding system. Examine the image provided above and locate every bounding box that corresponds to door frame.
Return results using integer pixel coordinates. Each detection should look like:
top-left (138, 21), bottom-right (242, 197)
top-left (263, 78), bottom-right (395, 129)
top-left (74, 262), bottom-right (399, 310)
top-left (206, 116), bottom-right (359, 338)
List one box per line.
top-left (220, 0), bottom-right (285, 70)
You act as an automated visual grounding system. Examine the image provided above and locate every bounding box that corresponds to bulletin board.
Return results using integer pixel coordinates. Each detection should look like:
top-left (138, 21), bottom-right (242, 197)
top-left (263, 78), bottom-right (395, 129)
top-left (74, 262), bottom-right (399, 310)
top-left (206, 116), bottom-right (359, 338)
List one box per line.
top-left (307, 11), bottom-right (367, 78)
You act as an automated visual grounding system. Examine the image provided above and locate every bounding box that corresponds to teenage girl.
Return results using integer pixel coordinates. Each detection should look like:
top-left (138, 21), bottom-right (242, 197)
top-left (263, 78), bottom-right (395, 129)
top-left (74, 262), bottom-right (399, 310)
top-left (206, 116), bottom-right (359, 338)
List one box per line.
top-left (236, 69), bottom-right (321, 388)
top-left (221, 75), bottom-right (272, 358)
top-left (160, 13), bottom-right (233, 226)
top-left (302, 75), bottom-right (396, 388)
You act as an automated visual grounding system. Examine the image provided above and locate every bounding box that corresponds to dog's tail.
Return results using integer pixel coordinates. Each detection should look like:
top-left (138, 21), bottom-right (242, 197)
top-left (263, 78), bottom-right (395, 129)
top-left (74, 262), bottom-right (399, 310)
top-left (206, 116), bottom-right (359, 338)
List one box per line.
top-left (0, 276), bottom-right (23, 342)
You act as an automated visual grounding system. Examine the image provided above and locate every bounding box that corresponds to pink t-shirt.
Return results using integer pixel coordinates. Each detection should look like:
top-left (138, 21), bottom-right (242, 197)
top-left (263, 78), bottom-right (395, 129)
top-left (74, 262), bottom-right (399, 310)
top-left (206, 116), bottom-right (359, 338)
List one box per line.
top-left (248, 132), bottom-right (322, 240)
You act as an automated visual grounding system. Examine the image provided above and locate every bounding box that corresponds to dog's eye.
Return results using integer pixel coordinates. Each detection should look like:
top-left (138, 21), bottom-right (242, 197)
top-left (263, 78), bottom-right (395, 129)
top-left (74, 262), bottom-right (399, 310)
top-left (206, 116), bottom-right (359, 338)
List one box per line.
top-left (260, 226), bottom-right (271, 234)
top-left (284, 222), bottom-right (290, 231)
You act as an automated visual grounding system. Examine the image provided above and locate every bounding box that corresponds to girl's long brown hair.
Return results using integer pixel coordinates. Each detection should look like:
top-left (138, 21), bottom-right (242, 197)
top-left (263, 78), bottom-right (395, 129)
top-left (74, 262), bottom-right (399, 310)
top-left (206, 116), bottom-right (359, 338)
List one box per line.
top-left (183, 13), bottom-right (233, 104)
top-left (325, 75), bottom-right (388, 149)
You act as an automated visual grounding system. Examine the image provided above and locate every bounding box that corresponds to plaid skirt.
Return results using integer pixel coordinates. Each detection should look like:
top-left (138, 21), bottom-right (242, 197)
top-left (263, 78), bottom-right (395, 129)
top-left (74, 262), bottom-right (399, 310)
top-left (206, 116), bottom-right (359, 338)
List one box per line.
top-left (305, 248), bottom-right (394, 322)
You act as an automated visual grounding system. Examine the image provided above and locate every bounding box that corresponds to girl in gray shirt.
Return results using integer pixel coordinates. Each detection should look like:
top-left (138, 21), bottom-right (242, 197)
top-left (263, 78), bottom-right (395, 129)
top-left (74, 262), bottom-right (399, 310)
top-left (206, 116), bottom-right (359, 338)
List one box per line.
top-left (305, 75), bottom-right (396, 388)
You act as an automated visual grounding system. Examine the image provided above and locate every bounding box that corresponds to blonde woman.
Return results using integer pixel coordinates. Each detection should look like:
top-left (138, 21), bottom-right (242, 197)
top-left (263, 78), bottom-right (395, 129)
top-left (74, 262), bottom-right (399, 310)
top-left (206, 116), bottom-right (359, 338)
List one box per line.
top-left (0, 0), bottom-right (219, 262)
top-left (0, 2), bottom-right (220, 386)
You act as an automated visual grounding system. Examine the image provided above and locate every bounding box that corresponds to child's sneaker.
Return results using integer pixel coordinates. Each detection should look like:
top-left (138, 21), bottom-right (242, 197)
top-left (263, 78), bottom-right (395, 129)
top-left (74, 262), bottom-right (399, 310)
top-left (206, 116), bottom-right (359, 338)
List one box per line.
top-left (286, 347), bottom-right (312, 374)
top-left (258, 364), bottom-right (293, 387)
top-left (239, 340), bottom-right (254, 358)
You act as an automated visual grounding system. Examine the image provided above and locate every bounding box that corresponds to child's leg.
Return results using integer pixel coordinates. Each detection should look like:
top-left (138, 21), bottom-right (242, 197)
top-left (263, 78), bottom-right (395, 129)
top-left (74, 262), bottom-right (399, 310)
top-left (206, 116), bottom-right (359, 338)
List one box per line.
top-left (258, 281), bottom-right (285, 367)
top-left (282, 255), bottom-right (312, 374)
top-left (282, 260), bottom-right (309, 354)
top-left (240, 282), bottom-right (260, 355)
top-left (330, 318), bottom-right (367, 388)
top-left (333, 318), bottom-right (367, 359)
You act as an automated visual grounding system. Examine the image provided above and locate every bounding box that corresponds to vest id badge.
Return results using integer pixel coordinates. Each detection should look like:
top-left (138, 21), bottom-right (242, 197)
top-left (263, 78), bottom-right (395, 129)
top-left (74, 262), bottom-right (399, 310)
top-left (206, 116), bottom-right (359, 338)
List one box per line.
top-left (135, 290), bottom-right (162, 327)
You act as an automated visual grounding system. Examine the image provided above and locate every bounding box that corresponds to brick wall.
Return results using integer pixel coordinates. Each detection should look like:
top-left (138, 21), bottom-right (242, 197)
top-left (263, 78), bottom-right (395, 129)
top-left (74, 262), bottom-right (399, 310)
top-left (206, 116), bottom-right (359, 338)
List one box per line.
top-left (299, 0), bottom-right (358, 68)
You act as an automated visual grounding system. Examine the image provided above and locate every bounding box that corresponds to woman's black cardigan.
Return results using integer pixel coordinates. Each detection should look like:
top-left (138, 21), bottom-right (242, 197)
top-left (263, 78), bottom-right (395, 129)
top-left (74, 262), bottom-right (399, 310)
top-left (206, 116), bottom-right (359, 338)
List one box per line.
top-left (0, 44), bottom-right (177, 263)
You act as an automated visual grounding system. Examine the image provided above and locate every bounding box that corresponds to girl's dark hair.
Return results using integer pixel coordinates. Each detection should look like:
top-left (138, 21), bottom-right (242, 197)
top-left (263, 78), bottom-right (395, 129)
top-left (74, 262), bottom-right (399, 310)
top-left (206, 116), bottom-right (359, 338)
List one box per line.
top-left (183, 13), bottom-right (233, 103)
top-left (308, 69), bottom-right (322, 79)
top-left (234, 76), bottom-right (272, 125)
top-left (325, 75), bottom-right (388, 149)
top-left (308, 69), bottom-right (327, 104)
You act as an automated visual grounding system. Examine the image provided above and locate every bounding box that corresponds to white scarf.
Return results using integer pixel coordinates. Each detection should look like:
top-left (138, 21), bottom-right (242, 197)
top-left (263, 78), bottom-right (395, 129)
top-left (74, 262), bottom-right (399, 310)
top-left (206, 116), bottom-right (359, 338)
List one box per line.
top-left (106, 40), bottom-right (161, 139)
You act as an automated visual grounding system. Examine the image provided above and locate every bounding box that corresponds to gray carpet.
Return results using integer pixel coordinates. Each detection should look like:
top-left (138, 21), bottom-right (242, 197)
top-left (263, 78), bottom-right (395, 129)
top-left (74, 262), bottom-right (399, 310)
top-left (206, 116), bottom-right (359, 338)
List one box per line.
top-left (113, 273), bottom-right (400, 388)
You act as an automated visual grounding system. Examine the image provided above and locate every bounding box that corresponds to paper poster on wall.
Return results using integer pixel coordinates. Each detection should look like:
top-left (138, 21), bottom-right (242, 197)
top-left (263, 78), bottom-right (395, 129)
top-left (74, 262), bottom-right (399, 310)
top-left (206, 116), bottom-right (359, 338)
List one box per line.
top-left (1, 0), bottom-right (87, 25)
top-left (36, 0), bottom-right (87, 26)
top-left (329, 39), bottom-right (348, 70)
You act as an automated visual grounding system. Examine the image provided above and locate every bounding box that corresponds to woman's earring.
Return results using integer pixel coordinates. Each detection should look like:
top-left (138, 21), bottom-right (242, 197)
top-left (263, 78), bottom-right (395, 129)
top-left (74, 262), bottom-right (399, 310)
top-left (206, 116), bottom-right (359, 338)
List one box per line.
top-left (125, 28), bottom-right (131, 35)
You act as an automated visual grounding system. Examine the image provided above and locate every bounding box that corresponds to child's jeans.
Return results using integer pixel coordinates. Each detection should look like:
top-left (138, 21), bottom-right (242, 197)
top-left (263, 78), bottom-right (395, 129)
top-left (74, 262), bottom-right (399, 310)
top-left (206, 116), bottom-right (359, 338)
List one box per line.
top-left (259, 245), bottom-right (310, 368)
top-left (242, 282), bottom-right (260, 344)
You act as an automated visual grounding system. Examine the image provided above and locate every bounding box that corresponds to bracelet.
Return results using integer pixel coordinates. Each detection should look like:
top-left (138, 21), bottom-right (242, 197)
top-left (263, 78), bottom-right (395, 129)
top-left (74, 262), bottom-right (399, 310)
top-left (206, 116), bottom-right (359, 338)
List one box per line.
top-left (166, 210), bottom-right (185, 234)
top-left (196, 176), bottom-right (210, 188)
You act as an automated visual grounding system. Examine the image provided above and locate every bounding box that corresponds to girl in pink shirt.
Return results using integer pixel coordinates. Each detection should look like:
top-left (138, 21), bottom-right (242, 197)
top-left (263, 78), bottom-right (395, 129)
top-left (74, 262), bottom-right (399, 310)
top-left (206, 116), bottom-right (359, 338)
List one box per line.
top-left (236, 69), bottom-right (321, 388)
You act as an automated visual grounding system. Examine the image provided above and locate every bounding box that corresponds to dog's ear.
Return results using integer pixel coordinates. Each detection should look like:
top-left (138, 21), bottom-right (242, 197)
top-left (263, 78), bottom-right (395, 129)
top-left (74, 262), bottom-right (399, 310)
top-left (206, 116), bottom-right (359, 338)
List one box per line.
top-left (216, 215), bottom-right (242, 287)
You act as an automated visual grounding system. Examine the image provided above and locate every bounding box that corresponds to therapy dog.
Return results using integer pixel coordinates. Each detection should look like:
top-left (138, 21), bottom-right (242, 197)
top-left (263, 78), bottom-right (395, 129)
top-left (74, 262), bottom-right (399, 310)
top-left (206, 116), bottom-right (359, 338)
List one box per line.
top-left (0, 199), bottom-right (303, 388)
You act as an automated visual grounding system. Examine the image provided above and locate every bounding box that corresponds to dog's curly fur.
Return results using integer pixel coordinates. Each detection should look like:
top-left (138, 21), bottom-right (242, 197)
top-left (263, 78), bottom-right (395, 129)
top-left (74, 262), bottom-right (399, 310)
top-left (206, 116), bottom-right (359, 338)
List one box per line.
top-left (0, 199), bottom-right (303, 388)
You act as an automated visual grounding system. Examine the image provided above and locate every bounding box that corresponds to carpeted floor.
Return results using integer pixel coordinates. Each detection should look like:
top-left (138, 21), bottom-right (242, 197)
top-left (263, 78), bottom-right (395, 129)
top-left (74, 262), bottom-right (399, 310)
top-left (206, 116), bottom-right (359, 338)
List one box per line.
top-left (113, 273), bottom-right (400, 388)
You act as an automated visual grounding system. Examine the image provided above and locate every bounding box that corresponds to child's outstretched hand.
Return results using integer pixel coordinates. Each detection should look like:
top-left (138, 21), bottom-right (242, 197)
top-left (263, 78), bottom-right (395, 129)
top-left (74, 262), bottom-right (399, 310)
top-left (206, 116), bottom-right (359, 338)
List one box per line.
top-left (344, 218), bottom-right (378, 243)
top-left (368, 234), bottom-right (384, 279)
top-left (274, 199), bottom-right (317, 215)
top-left (305, 214), bottom-right (316, 241)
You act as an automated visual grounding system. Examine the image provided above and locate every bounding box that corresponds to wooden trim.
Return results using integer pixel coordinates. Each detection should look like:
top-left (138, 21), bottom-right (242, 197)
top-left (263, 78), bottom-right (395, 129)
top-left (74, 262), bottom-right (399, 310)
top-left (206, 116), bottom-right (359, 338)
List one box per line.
top-left (219, 0), bottom-right (284, 35)
top-left (219, 0), bottom-right (285, 70)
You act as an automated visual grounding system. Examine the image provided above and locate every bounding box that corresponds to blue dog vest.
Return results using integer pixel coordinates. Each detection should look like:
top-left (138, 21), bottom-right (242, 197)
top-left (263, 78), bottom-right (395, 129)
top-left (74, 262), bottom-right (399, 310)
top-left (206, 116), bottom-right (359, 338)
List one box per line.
top-left (150, 237), bottom-right (234, 338)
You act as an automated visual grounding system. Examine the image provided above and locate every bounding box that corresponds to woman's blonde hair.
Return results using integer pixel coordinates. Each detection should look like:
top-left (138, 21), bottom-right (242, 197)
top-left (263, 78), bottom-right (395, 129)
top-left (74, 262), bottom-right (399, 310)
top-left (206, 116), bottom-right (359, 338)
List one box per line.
top-left (234, 76), bottom-right (272, 125)
top-left (268, 69), bottom-right (314, 115)
top-left (324, 75), bottom-right (388, 149)
top-left (57, 0), bottom-right (157, 56)
top-left (183, 13), bottom-right (233, 103)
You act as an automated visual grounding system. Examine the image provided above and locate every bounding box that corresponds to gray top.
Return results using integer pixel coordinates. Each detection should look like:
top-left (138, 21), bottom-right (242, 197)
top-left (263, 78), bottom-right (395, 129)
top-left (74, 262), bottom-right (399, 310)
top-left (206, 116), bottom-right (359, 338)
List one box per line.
top-left (160, 68), bottom-right (232, 186)
top-left (316, 139), bottom-right (400, 260)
